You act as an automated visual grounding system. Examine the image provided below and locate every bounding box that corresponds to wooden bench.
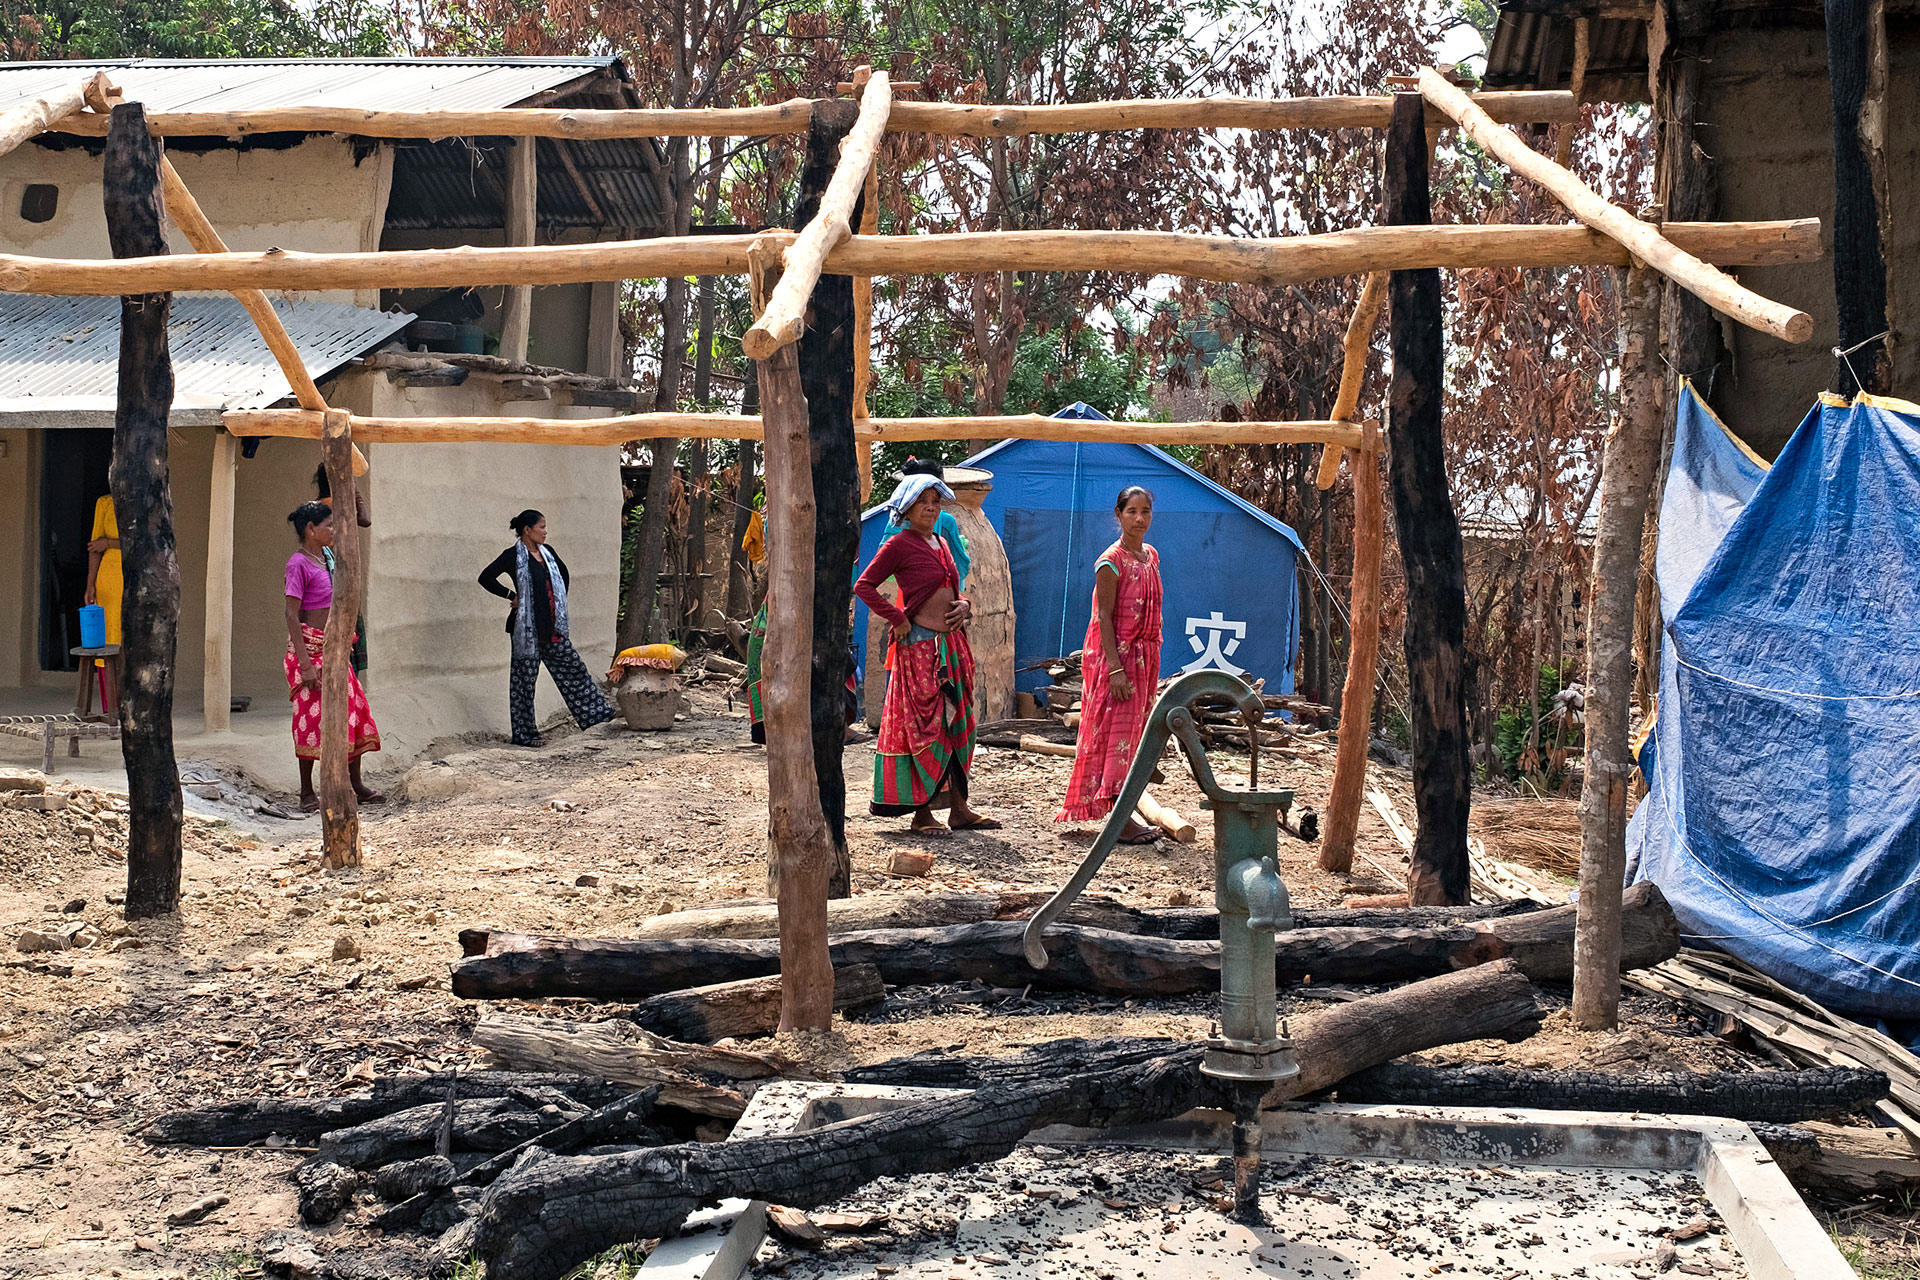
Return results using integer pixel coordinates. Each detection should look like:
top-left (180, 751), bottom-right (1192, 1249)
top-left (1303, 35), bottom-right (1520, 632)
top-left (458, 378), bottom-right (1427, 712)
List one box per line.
top-left (0, 714), bottom-right (120, 775)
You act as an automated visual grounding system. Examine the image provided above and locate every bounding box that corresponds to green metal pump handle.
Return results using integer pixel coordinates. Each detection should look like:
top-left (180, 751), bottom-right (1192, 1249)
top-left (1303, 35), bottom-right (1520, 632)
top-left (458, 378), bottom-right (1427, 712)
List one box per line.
top-left (1022, 670), bottom-right (1291, 968)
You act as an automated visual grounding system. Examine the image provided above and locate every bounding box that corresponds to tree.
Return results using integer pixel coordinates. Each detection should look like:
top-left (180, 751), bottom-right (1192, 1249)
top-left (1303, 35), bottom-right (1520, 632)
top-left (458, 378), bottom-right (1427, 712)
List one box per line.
top-left (1, 0), bottom-right (392, 58)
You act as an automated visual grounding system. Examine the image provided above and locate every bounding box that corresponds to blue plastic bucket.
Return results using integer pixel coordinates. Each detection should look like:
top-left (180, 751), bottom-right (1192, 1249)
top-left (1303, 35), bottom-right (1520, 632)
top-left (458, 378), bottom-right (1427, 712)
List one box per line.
top-left (78, 604), bottom-right (106, 649)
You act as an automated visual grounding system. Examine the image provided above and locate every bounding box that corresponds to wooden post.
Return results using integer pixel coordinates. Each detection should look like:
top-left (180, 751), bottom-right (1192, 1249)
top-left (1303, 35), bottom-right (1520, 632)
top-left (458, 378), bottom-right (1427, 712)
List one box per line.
top-left (202, 429), bottom-right (239, 733)
top-left (0, 77), bottom-right (91, 160)
top-left (1383, 94), bottom-right (1471, 907)
top-left (1824, 0), bottom-right (1892, 394)
top-left (104, 103), bottom-right (185, 919)
top-left (851, 67), bottom-right (880, 504)
top-left (500, 137), bottom-right (536, 364)
top-left (319, 409), bottom-right (361, 869)
top-left (1573, 267), bottom-right (1664, 1030)
top-left (1553, 17), bottom-right (1589, 172)
top-left (726, 435), bottom-right (759, 621)
top-left (1320, 450), bottom-right (1384, 874)
top-left (794, 102), bottom-right (863, 901)
top-left (755, 237), bottom-right (837, 1030)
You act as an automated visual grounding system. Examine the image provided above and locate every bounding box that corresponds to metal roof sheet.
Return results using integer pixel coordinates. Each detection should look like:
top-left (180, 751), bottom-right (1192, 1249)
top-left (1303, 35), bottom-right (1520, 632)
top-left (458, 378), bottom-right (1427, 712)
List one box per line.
top-left (0, 58), bottom-right (622, 116)
top-left (0, 293), bottom-right (413, 423)
top-left (1483, 11), bottom-right (1651, 103)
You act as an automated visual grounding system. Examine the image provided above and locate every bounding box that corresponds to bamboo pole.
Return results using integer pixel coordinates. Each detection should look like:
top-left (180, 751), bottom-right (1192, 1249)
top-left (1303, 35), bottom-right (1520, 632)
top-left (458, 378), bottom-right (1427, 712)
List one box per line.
top-left (43, 91), bottom-right (1577, 143)
top-left (745, 73), bottom-right (892, 358)
top-left (318, 409), bottom-right (361, 870)
top-left (0, 76), bottom-right (92, 160)
top-left (1417, 67), bottom-right (1815, 343)
top-left (1314, 271), bottom-right (1388, 490)
top-left (0, 219), bottom-right (1820, 297)
top-left (221, 408), bottom-right (1373, 449)
top-left (851, 68), bottom-right (880, 504)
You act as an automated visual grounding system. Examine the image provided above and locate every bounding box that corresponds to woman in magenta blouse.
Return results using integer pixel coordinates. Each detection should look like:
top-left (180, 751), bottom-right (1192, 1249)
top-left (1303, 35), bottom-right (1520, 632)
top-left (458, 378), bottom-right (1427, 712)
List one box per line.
top-left (284, 501), bottom-right (383, 812)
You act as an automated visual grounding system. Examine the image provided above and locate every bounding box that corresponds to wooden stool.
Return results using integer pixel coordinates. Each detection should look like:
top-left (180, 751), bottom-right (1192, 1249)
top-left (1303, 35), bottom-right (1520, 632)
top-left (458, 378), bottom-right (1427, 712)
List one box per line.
top-left (72, 645), bottom-right (121, 721)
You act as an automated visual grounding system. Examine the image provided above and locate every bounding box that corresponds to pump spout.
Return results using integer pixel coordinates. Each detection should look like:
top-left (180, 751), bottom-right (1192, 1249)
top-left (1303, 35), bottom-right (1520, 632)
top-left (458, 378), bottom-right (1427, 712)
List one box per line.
top-left (1228, 855), bottom-right (1291, 934)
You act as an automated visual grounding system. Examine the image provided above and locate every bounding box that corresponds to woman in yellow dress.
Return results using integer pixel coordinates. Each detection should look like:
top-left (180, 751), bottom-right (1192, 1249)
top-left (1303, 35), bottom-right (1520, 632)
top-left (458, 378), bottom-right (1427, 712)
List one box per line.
top-left (83, 494), bottom-right (122, 646)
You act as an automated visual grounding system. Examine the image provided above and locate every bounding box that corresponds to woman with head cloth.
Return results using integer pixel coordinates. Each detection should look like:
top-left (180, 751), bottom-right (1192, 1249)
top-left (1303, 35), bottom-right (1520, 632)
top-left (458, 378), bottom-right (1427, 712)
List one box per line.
top-left (284, 501), bottom-right (384, 812)
top-left (478, 509), bottom-right (616, 747)
top-left (1057, 485), bottom-right (1163, 842)
top-left (854, 472), bottom-right (1000, 833)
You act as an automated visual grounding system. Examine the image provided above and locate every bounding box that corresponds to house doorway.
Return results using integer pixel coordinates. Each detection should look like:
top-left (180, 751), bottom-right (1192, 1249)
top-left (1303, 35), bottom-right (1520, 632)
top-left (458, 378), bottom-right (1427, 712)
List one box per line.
top-left (38, 428), bottom-right (113, 672)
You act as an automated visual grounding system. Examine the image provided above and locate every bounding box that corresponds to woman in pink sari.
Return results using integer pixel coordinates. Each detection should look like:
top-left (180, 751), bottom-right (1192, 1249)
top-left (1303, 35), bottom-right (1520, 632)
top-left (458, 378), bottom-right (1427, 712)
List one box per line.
top-left (1058, 486), bottom-right (1163, 842)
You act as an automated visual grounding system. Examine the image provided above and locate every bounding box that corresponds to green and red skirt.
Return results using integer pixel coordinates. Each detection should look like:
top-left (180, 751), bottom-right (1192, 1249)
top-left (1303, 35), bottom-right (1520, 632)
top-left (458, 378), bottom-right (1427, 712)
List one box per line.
top-left (871, 627), bottom-right (976, 815)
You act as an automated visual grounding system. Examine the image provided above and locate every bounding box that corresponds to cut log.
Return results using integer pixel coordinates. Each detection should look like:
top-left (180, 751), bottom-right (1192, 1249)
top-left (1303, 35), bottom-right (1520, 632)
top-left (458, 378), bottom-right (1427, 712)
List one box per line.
top-left (451, 961), bottom-right (1546, 1280)
top-left (1135, 788), bottom-right (1196, 843)
top-left (620, 892), bottom-right (1540, 943)
top-left (294, 1159), bottom-right (360, 1225)
top-left (1338, 1062), bottom-right (1889, 1124)
top-left (373, 1156), bottom-right (456, 1203)
top-left (450, 887), bottom-right (1670, 1001)
top-left (319, 1097), bottom-right (585, 1170)
top-left (1794, 1121), bottom-right (1920, 1196)
top-left (631, 965), bottom-right (885, 1043)
top-left (1018, 735), bottom-right (1076, 759)
top-left (462, 1089), bottom-right (665, 1187)
top-left (468, 1015), bottom-right (819, 1116)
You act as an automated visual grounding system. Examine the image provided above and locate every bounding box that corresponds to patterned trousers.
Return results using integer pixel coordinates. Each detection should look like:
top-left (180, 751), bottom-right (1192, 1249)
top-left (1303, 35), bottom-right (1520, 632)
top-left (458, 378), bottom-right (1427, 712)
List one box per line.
top-left (510, 638), bottom-right (616, 745)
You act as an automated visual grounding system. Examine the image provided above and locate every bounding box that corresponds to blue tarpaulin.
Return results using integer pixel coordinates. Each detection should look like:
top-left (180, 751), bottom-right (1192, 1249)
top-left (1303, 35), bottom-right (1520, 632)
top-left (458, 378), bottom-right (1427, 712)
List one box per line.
top-left (854, 403), bottom-right (1303, 702)
top-left (1627, 385), bottom-right (1920, 1022)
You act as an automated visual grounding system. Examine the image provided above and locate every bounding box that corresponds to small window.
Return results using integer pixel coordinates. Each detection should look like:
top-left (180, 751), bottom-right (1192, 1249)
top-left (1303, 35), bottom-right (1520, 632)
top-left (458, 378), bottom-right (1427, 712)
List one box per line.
top-left (20, 183), bottom-right (57, 223)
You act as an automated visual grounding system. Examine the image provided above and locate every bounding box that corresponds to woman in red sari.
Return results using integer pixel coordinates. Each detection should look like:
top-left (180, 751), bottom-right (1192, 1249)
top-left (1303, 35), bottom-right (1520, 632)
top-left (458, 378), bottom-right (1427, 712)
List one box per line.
top-left (855, 475), bottom-right (1000, 834)
top-left (1058, 486), bottom-right (1162, 842)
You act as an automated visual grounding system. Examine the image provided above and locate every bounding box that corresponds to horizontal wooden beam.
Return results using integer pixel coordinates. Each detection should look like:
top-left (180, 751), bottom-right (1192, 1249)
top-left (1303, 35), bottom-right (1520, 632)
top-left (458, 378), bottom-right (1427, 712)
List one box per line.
top-left (0, 76), bottom-right (92, 160)
top-left (0, 220), bottom-right (1820, 297)
top-left (222, 408), bottom-right (1373, 450)
top-left (43, 91), bottom-right (1578, 142)
top-left (1418, 67), bottom-right (1814, 343)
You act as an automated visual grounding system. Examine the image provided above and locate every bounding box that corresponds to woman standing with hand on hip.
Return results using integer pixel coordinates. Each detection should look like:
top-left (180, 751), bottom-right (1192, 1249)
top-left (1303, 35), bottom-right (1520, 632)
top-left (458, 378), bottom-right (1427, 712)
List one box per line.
top-left (1058, 486), bottom-right (1163, 842)
top-left (855, 474), bottom-right (999, 834)
top-left (478, 509), bottom-right (615, 747)
top-left (284, 501), bottom-right (383, 813)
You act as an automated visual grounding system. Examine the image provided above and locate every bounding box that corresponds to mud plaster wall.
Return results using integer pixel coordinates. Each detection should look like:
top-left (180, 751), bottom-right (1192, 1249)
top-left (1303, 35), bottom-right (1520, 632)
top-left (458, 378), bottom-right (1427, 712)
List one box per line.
top-left (335, 370), bottom-right (623, 759)
top-left (1701, 24), bottom-right (1919, 454)
top-left (0, 137), bottom-right (393, 308)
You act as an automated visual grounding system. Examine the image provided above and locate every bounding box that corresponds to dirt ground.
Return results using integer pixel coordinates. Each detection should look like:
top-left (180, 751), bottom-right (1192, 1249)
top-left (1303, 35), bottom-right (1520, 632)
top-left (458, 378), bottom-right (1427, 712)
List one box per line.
top-left (0, 683), bottom-right (1913, 1279)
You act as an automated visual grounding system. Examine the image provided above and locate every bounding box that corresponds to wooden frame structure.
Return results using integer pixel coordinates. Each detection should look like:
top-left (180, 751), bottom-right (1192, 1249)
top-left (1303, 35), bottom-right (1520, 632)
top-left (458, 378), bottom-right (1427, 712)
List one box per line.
top-left (0, 65), bottom-right (1820, 1027)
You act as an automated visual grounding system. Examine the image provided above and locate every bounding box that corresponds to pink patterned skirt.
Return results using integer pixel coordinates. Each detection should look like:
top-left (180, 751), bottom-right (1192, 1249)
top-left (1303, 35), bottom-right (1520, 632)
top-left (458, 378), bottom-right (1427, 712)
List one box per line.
top-left (285, 624), bottom-right (381, 762)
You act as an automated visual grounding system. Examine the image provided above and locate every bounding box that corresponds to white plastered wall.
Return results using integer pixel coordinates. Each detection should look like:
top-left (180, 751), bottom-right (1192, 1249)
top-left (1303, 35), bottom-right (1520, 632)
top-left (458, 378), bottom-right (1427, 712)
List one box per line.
top-left (0, 137), bottom-right (393, 307)
top-left (329, 368), bottom-right (624, 760)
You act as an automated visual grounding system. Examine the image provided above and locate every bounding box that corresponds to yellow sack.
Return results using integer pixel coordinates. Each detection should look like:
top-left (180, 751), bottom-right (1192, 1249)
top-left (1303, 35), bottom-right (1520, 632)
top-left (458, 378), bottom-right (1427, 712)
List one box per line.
top-left (743, 509), bottom-right (766, 564)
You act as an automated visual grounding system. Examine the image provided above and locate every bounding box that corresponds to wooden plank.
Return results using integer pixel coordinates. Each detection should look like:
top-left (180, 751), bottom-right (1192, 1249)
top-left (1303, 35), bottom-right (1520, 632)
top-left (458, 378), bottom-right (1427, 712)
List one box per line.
top-left (46, 91), bottom-right (1577, 141)
top-left (1418, 67), bottom-right (1814, 343)
top-left (745, 74), bottom-right (891, 358)
top-left (0, 220), bottom-right (1825, 297)
top-left (202, 430), bottom-right (238, 734)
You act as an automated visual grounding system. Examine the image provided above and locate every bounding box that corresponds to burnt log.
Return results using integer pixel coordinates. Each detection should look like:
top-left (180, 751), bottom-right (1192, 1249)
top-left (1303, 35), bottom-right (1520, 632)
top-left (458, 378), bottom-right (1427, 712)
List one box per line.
top-left (295, 1159), bottom-right (361, 1225)
top-left (318, 1097), bottom-right (585, 1170)
top-left (462, 1088), bottom-right (665, 1187)
top-left (104, 102), bottom-right (185, 917)
top-left (451, 885), bottom-right (1673, 1001)
top-left (373, 1156), bottom-right (456, 1203)
top-left (451, 961), bottom-right (1546, 1280)
top-left (1383, 93), bottom-right (1471, 905)
top-left (1339, 1062), bottom-right (1890, 1124)
top-left (143, 1072), bottom-right (630, 1148)
top-left (623, 892), bottom-right (1544, 943)
top-left (631, 965), bottom-right (885, 1043)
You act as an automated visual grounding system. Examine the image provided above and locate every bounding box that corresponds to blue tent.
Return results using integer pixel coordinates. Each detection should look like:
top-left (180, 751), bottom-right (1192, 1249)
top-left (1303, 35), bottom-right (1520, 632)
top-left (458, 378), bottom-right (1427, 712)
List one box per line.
top-left (854, 403), bottom-right (1304, 703)
top-left (1627, 385), bottom-right (1920, 1023)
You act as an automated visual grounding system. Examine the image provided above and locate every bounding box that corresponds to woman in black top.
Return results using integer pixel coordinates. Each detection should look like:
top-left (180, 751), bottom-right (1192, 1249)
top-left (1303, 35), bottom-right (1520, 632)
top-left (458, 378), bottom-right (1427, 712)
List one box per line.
top-left (478, 509), bottom-right (616, 746)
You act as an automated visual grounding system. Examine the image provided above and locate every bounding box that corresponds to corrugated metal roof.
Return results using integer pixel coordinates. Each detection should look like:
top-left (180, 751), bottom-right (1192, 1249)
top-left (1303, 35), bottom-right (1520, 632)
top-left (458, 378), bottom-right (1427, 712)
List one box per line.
top-left (385, 134), bottom-right (663, 232)
top-left (1484, 11), bottom-right (1651, 103)
top-left (0, 294), bottom-right (413, 423)
top-left (0, 58), bottom-right (622, 116)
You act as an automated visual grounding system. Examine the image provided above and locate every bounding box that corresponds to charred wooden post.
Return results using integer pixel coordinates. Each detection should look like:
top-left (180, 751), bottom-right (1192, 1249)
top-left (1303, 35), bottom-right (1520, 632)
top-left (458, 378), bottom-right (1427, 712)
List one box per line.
top-left (319, 409), bottom-right (362, 868)
top-left (1825, 0), bottom-right (1892, 395)
top-left (796, 100), bottom-right (863, 900)
top-left (103, 103), bottom-right (184, 918)
top-left (754, 238), bottom-right (837, 1029)
top-left (1382, 94), bottom-right (1471, 906)
top-left (1573, 267), bottom-right (1663, 1030)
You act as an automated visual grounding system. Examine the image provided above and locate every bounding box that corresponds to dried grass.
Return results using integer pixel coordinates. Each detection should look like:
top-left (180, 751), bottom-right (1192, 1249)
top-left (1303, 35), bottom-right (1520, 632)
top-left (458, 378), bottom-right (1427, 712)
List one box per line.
top-left (1471, 797), bottom-right (1583, 876)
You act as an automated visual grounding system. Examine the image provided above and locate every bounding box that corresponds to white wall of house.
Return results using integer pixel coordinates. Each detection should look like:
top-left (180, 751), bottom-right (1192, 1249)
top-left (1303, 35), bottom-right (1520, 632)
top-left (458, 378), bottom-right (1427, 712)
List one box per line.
top-left (0, 137), bottom-right (393, 307)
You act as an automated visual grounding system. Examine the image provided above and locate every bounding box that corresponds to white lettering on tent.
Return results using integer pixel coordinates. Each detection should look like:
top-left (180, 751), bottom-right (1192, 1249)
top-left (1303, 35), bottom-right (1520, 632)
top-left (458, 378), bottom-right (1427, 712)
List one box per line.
top-left (1179, 611), bottom-right (1248, 676)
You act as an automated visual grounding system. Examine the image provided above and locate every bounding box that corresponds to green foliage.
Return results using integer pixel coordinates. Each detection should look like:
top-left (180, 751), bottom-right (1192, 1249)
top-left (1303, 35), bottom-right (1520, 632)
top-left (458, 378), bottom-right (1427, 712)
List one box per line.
top-left (617, 502), bottom-right (645, 626)
top-left (1492, 664), bottom-right (1569, 782)
top-left (1, 0), bottom-right (395, 59)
